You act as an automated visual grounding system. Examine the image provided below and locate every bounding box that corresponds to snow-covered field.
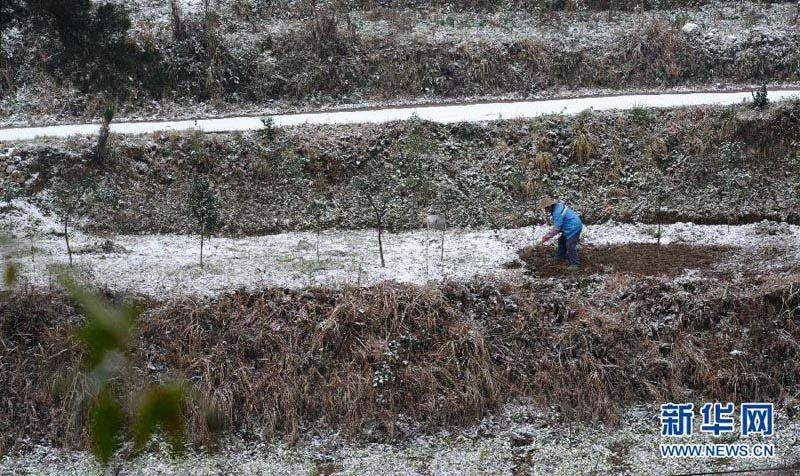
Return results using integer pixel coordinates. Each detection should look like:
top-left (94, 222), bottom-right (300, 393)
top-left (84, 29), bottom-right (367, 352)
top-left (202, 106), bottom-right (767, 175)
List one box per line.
top-left (2, 90), bottom-right (800, 141)
top-left (2, 403), bottom-right (798, 476)
top-left (3, 199), bottom-right (797, 297)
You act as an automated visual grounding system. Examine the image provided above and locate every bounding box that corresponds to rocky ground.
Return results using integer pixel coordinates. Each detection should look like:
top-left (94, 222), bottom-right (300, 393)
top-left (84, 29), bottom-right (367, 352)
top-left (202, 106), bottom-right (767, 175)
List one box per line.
top-left (2, 403), bottom-right (799, 475)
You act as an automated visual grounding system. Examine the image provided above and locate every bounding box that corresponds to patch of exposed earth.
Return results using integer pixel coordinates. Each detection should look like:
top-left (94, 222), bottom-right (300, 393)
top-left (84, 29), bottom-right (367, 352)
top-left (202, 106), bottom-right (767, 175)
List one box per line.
top-left (518, 242), bottom-right (736, 277)
top-left (1, 403), bottom-right (798, 475)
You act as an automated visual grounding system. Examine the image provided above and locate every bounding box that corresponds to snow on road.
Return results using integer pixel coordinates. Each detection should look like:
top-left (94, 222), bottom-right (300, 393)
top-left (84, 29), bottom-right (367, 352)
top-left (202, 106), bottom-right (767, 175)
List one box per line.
top-left (2, 90), bottom-right (800, 141)
top-left (3, 200), bottom-right (797, 297)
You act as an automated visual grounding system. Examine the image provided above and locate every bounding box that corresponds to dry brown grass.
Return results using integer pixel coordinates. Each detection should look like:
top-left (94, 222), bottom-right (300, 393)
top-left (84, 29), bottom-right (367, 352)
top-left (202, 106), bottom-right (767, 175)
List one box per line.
top-left (572, 130), bottom-right (600, 163)
top-left (599, 18), bottom-right (699, 88)
top-left (2, 272), bottom-right (799, 452)
top-left (533, 151), bottom-right (553, 172)
top-left (644, 135), bottom-right (668, 160)
top-left (235, 11), bottom-right (797, 105)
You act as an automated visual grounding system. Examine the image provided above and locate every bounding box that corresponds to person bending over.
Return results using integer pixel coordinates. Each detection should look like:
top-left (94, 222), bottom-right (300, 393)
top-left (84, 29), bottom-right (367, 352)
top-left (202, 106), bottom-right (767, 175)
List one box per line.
top-left (539, 197), bottom-right (583, 266)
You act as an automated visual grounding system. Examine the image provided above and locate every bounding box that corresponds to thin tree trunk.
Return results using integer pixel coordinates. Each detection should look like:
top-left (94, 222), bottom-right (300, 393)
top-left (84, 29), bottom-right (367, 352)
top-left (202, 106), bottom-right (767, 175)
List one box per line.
top-left (424, 228), bottom-right (430, 276)
top-left (657, 222), bottom-right (661, 247)
top-left (316, 227), bottom-right (321, 266)
top-left (440, 229), bottom-right (445, 263)
top-left (377, 218), bottom-right (385, 268)
top-left (200, 222), bottom-right (205, 269)
top-left (64, 217), bottom-right (72, 267)
top-left (378, 226), bottom-right (385, 268)
top-left (30, 236), bottom-right (35, 276)
top-left (656, 192), bottom-right (662, 248)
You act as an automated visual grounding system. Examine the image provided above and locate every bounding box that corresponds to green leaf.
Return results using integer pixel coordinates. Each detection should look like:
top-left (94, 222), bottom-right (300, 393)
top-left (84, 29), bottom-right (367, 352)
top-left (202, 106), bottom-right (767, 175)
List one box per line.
top-left (62, 276), bottom-right (139, 369)
top-left (203, 401), bottom-right (227, 436)
top-left (88, 389), bottom-right (125, 465)
top-left (103, 104), bottom-right (116, 124)
top-left (133, 383), bottom-right (186, 456)
top-left (4, 263), bottom-right (17, 286)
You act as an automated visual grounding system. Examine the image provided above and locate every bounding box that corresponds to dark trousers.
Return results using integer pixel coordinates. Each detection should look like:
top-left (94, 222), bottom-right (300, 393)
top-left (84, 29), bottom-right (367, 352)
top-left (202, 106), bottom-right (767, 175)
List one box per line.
top-left (556, 230), bottom-right (581, 265)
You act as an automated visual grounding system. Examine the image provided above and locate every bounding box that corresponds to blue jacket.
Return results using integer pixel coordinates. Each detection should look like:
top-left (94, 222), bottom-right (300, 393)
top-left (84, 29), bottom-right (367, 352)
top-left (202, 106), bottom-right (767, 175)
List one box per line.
top-left (551, 203), bottom-right (583, 239)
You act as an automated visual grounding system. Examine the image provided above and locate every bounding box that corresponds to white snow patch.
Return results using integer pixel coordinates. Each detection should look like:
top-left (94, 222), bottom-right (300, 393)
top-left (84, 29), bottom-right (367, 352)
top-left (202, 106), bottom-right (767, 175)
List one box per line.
top-left (4, 201), bottom-right (798, 297)
top-left (681, 22), bottom-right (701, 35)
top-left (3, 200), bottom-right (798, 297)
top-left (0, 198), bottom-right (62, 235)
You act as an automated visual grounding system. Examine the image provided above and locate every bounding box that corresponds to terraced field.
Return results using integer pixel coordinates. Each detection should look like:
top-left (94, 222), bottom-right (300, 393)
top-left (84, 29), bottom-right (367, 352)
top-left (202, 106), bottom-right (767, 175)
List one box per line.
top-left (1, 1), bottom-right (799, 474)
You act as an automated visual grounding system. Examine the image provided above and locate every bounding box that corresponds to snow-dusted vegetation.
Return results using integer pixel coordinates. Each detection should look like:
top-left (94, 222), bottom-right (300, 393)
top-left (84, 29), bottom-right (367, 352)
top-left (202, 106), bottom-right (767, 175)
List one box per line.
top-left (2, 0), bottom-right (800, 125)
top-left (2, 1), bottom-right (800, 474)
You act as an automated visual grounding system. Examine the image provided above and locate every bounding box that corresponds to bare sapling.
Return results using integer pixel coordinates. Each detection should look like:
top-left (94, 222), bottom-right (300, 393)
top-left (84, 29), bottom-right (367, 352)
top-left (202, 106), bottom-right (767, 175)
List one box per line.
top-left (365, 193), bottom-right (388, 268)
top-left (307, 198), bottom-right (329, 268)
top-left (657, 191), bottom-right (662, 248)
top-left (52, 171), bottom-right (95, 267)
top-left (188, 176), bottom-right (219, 269)
top-left (424, 213), bottom-right (447, 264)
top-left (352, 123), bottom-right (430, 268)
top-left (352, 165), bottom-right (410, 268)
top-left (651, 144), bottom-right (672, 253)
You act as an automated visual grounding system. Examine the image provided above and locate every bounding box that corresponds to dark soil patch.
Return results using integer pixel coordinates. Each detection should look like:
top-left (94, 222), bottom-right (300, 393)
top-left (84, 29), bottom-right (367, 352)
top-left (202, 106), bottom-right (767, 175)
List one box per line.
top-left (518, 243), bottom-right (735, 278)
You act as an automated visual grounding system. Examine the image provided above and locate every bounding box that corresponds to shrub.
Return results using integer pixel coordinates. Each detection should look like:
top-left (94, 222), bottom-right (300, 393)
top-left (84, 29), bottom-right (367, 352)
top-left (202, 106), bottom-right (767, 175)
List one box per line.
top-left (751, 84), bottom-right (769, 110)
top-left (629, 105), bottom-right (652, 127)
top-left (0, 179), bottom-right (22, 201)
top-left (26, 0), bottom-right (165, 98)
top-left (718, 105), bottom-right (738, 140)
top-left (259, 117), bottom-right (278, 142)
top-left (617, 19), bottom-right (697, 86)
top-left (162, 3), bottom-right (237, 102)
top-left (645, 135), bottom-right (668, 160)
top-left (308, 5), bottom-right (356, 61)
top-left (95, 103), bottom-right (114, 164)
